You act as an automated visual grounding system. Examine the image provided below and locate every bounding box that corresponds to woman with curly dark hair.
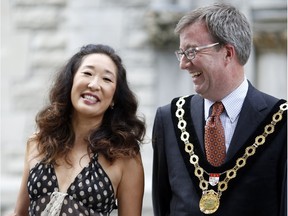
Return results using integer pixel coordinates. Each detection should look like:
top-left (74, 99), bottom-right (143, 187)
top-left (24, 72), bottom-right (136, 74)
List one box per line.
top-left (12, 44), bottom-right (146, 216)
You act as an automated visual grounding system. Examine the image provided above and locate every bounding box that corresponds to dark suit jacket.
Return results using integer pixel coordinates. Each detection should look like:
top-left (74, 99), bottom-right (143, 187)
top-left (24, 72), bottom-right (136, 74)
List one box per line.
top-left (152, 83), bottom-right (287, 216)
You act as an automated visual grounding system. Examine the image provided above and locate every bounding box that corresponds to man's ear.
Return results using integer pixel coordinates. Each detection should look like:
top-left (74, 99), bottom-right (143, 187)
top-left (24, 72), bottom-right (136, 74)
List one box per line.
top-left (223, 44), bottom-right (235, 63)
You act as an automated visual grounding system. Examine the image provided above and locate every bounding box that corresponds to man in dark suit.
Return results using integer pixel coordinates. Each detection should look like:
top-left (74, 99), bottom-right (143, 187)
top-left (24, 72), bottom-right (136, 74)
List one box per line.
top-left (152, 3), bottom-right (287, 216)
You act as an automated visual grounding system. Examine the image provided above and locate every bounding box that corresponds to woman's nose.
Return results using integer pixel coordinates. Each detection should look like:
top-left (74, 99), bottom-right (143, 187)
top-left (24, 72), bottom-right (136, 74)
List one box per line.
top-left (88, 78), bottom-right (100, 90)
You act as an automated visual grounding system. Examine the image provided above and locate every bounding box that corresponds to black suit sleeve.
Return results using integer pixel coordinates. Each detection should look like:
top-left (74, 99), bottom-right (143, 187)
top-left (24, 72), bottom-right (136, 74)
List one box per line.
top-left (280, 161), bottom-right (287, 216)
top-left (279, 121), bottom-right (287, 216)
top-left (152, 107), bottom-right (171, 216)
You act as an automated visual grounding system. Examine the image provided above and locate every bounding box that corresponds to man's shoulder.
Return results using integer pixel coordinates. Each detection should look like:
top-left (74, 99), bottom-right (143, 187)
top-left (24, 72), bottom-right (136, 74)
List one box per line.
top-left (248, 81), bottom-right (284, 99)
top-left (156, 94), bottom-right (197, 112)
top-left (247, 83), bottom-right (285, 107)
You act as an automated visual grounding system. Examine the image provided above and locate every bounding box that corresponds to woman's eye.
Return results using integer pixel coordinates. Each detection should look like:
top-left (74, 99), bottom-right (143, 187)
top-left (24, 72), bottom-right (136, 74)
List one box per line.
top-left (83, 72), bottom-right (92, 76)
top-left (103, 77), bottom-right (112, 82)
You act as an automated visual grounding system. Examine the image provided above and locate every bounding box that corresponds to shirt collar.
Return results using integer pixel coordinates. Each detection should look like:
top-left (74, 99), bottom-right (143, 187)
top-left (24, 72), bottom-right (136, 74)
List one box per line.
top-left (205, 79), bottom-right (248, 122)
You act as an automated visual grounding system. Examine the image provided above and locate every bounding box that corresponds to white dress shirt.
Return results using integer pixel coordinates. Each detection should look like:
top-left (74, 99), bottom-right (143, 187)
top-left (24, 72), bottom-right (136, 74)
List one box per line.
top-left (204, 79), bottom-right (249, 152)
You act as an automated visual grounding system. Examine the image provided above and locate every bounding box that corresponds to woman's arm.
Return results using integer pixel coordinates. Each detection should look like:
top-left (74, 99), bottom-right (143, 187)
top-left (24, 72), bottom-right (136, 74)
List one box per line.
top-left (13, 138), bottom-right (38, 216)
top-left (117, 154), bottom-right (145, 216)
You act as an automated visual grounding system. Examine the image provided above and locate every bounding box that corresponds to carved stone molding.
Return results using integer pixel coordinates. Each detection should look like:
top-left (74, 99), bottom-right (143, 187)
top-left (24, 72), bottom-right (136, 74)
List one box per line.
top-left (146, 9), bottom-right (184, 49)
top-left (252, 4), bottom-right (287, 52)
top-left (253, 31), bottom-right (287, 52)
top-left (146, 5), bottom-right (287, 52)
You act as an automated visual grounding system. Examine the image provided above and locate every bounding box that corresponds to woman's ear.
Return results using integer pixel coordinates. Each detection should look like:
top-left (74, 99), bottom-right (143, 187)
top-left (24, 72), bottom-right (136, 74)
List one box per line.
top-left (110, 102), bottom-right (115, 109)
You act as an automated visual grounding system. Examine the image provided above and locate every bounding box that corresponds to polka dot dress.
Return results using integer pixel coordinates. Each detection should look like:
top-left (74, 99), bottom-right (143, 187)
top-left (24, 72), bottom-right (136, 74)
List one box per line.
top-left (27, 154), bottom-right (117, 216)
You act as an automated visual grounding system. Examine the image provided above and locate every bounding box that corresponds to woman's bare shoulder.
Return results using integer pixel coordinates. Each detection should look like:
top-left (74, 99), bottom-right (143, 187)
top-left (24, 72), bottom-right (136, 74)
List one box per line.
top-left (26, 133), bottom-right (41, 169)
top-left (119, 153), bottom-right (143, 172)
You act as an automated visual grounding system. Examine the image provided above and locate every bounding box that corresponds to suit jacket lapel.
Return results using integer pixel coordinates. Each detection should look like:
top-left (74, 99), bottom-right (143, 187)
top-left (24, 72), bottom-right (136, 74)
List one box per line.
top-left (190, 95), bottom-right (205, 153)
top-left (226, 83), bottom-right (269, 161)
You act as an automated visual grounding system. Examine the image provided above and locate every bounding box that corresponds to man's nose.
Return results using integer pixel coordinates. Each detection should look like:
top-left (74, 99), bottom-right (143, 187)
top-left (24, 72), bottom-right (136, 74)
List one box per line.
top-left (179, 56), bottom-right (192, 70)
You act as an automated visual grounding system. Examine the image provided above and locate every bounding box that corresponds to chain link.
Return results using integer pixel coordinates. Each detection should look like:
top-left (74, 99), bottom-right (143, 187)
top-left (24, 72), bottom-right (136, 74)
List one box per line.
top-left (175, 96), bottom-right (287, 195)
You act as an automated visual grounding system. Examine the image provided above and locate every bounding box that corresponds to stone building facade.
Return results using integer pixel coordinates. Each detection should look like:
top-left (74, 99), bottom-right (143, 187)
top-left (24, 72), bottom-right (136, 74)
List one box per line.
top-left (1, 0), bottom-right (286, 215)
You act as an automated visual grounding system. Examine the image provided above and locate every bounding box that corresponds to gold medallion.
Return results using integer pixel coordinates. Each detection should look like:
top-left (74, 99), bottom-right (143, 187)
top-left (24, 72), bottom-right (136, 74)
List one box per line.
top-left (199, 190), bottom-right (220, 214)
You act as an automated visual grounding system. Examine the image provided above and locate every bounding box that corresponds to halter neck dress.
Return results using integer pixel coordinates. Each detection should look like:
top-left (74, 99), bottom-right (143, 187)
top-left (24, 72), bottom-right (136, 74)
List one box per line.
top-left (27, 153), bottom-right (117, 216)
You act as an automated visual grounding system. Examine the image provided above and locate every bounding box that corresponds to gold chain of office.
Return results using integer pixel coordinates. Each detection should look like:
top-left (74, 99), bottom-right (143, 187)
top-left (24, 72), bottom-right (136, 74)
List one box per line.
top-left (175, 96), bottom-right (287, 214)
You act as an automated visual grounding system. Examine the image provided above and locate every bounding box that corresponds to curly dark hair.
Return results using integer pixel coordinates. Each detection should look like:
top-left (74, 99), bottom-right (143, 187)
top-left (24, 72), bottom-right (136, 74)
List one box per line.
top-left (34, 44), bottom-right (146, 164)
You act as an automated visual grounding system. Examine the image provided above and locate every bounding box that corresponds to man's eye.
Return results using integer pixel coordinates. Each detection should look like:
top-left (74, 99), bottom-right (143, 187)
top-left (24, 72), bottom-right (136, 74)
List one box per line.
top-left (186, 49), bottom-right (196, 56)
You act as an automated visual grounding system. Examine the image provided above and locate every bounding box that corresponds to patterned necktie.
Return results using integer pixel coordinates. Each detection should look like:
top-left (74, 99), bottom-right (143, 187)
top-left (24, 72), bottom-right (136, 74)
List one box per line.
top-left (204, 101), bottom-right (226, 167)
